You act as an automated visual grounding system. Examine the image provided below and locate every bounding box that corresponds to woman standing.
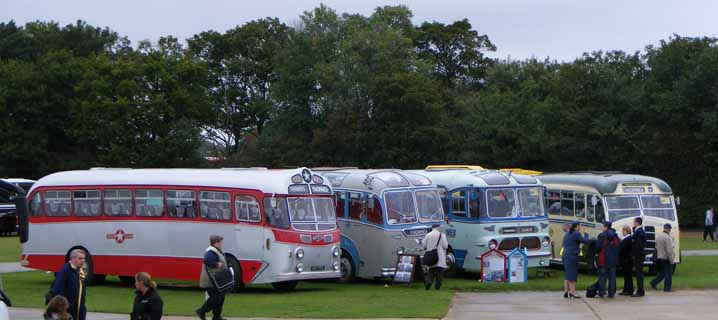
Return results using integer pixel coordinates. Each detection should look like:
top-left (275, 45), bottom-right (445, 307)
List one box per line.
top-left (562, 221), bottom-right (587, 299)
top-left (131, 272), bottom-right (163, 320)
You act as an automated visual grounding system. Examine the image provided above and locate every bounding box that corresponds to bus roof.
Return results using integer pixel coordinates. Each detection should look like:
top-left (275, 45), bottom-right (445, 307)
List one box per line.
top-left (28, 168), bottom-right (329, 195)
top-left (538, 173), bottom-right (673, 194)
top-left (314, 169), bottom-right (434, 192)
top-left (425, 165), bottom-right (485, 170)
top-left (2, 178), bottom-right (36, 184)
top-left (413, 169), bottom-right (543, 188)
top-left (499, 168), bottom-right (543, 176)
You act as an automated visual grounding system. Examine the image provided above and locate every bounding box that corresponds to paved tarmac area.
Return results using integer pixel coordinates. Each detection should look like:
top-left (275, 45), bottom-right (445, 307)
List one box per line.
top-left (0, 263), bottom-right (31, 274)
top-left (443, 290), bottom-right (718, 320)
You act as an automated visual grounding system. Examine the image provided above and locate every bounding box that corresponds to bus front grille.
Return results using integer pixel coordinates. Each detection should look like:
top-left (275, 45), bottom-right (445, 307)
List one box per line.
top-left (498, 238), bottom-right (520, 251)
top-left (520, 236), bottom-right (541, 250)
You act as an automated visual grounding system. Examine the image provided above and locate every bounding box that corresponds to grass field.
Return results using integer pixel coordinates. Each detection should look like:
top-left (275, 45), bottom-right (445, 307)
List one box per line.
top-left (0, 236), bottom-right (20, 262)
top-left (1, 256), bottom-right (717, 318)
top-left (679, 231), bottom-right (718, 251)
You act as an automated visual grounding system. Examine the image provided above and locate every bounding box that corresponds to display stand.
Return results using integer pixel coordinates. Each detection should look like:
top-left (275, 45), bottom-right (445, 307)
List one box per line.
top-left (480, 249), bottom-right (507, 283)
top-left (392, 253), bottom-right (424, 286)
top-left (507, 248), bottom-right (528, 283)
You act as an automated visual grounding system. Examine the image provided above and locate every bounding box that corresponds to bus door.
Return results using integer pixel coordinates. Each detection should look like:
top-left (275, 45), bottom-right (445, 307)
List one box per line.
top-left (233, 194), bottom-right (264, 264)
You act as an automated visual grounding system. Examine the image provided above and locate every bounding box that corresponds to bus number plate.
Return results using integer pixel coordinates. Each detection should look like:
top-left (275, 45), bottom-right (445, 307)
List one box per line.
top-left (403, 228), bottom-right (429, 237)
top-left (310, 266), bottom-right (326, 271)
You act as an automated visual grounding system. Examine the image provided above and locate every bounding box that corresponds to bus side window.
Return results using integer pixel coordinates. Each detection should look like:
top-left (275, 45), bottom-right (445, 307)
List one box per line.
top-left (334, 192), bottom-right (346, 218)
top-left (44, 190), bottom-right (71, 217)
top-left (135, 189), bottom-right (165, 217)
top-left (167, 190), bottom-right (196, 218)
top-left (263, 197), bottom-right (289, 229)
top-left (74, 190), bottom-right (101, 217)
top-left (450, 190), bottom-right (467, 218)
top-left (235, 195), bottom-right (260, 222)
top-left (547, 190), bottom-right (561, 216)
top-left (574, 193), bottom-right (586, 219)
top-left (366, 196), bottom-right (383, 224)
top-left (595, 197), bottom-right (605, 223)
top-left (560, 191), bottom-right (574, 216)
top-left (104, 189), bottom-right (132, 216)
top-left (30, 193), bottom-right (42, 217)
top-left (348, 192), bottom-right (365, 221)
top-left (468, 189), bottom-right (485, 219)
top-left (200, 191), bottom-right (231, 220)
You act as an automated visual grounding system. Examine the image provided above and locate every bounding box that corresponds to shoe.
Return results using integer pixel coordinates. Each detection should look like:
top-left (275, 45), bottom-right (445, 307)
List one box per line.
top-left (608, 295), bottom-right (615, 298)
top-left (618, 291), bottom-right (633, 296)
top-left (196, 309), bottom-right (206, 320)
top-left (632, 292), bottom-right (645, 297)
top-left (425, 284), bottom-right (431, 291)
top-left (663, 289), bottom-right (672, 292)
top-left (569, 293), bottom-right (582, 299)
top-left (563, 292), bottom-right (569, 298)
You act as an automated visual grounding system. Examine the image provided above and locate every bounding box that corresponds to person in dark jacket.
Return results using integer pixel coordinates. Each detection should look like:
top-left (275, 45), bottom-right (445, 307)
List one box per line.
top-left (596, 221), bottom-right (620, 298)
top-left (44, 295), bottom-right (72, 320)
top-left (196, 235), bottom-right (228, 320)
top-left (131, 272), bottom-right (163, 320)
top-left (50, 249), bottom-right (87, 320)
top-left (631, 217), bottom-right (647, 297)
top-left (618, 225), bottom-right (634, 296)
top-left (562, 221), bottom-right (588, 299)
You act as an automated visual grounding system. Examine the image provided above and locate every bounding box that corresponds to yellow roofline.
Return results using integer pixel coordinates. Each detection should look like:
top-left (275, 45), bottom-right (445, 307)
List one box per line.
top-left (500, 168), bottom-right (543, 176)
top-left (425, 165), bottom-right (485, 170)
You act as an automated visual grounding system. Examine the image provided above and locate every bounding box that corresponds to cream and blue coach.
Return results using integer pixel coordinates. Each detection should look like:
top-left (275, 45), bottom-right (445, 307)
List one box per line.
top-left (415, 166), bottom-right (552, 274)
top-left (315, 169), bottom-right (445, 282)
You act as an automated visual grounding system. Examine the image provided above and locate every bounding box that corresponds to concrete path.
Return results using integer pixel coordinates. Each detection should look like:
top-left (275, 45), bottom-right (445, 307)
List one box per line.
top-left (681, 249), bottom-right (718, 256)
top-left (444, 290), bottom-right (718, 320)
top-left (0, 263), bottom-right (31, 274)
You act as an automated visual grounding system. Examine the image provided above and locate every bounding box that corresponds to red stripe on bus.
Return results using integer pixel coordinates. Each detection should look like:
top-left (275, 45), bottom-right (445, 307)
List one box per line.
top-left (271, 229), bottom-right (341, 246)
top-left (24, 254), bottom-right (263, 284)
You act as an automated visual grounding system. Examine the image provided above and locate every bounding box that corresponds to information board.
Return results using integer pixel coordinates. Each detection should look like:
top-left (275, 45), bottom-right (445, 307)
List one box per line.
top-left (480, 249), bottom-right (506, 283)
top-left (507, 248), bottom-right (528, 283)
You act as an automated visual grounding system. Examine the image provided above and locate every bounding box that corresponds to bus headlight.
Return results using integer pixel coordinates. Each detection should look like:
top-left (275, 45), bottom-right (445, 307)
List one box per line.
top-left (332, 246), bottom-right (340, 258)
top-left (296, 263), bottom-right (304, 273)
top-left (333, 261), bottom-right (340, 271)
top-left (396, 247), bottom-right (405, 255)
top-left (542, 237), bottom-right (551, 247)
top-left (295, 248), bottom-right (305, 260)
top-left (489, 240), bottom-right (498, 250)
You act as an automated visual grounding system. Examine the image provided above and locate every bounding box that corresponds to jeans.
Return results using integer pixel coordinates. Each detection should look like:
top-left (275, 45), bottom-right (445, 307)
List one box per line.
top-left (704, 226), bottom-right (715, 241)
top-left (425, 267), bottom-right (445, 290)
top-left (198, 288), bottom-right (225, 320)
top-left (598, 267), bottom-right (617, 297)
top-left (650, 259), bottom-right (673, 292)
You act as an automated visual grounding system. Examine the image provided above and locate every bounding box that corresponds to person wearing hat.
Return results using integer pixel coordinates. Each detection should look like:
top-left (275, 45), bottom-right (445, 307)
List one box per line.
top-left (650, 223), bottom-right (675, 292)
top-left (596, 221), bottom-right (620, 298)
top-left (562, 221), bottom-right (588, 299)
top-left (422, 223), bottom-right (448, 290)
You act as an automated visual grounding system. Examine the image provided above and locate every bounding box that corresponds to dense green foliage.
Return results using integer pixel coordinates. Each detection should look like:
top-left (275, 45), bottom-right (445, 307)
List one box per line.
top-left (2, 6), bottom-right (718, 226)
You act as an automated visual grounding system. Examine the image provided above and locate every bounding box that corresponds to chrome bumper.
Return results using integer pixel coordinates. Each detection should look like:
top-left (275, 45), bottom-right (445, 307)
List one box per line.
top-left (273, 270), bottom-right (341, 282)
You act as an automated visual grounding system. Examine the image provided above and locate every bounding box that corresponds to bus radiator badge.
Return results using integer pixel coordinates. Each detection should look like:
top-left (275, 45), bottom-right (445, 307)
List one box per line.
top-left (106, 229), bottom-right (134, 244)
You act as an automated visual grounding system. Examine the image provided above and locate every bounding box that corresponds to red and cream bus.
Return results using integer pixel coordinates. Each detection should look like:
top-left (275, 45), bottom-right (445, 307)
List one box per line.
top-left (21, 168), bottom-right (341, 291)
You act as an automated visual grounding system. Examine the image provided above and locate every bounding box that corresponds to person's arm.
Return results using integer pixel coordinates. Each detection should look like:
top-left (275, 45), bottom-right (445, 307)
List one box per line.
top-left (204, 250), bottom-right (220, 268)
top-left (51, 265), bottom-right (67, 296)
top-left (150, 295), bottom-right (163, 320)
top-left (441, 233), bottom-right (448, 249)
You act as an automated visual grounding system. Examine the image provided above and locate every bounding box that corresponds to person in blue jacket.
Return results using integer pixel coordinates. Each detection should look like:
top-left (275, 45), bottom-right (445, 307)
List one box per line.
top-left (562, 221), bottom-right (588, 299)
top-left (50, 249), bottom-right (87, 320)
top-left (596, 221), bottom-right (620, 298)
top-left (631, 217), bottom-right (647, 297)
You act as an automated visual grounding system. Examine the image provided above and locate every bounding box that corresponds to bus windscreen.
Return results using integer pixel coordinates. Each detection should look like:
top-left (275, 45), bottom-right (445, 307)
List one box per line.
top-left (640, 195), bottom-right (676, 221)
top-left (605, 195), bottom-right (642, 221)
top-left (288, 197), bottom-right (337, 231)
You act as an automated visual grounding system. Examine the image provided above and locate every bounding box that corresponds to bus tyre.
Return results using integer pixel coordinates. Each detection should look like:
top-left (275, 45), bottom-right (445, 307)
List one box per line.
top-left (338, 253), bottom-right (355, 283)
top-left (444, 251), bottom-right (458, 278)
top-left (271, 281), bottom-right (298, 291)
top-left (225, 255), bottom-right (244, 293)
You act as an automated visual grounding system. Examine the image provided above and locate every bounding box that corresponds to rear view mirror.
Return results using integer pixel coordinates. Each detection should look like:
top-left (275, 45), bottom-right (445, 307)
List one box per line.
top-left (675, 196), bottom-right (680, 207)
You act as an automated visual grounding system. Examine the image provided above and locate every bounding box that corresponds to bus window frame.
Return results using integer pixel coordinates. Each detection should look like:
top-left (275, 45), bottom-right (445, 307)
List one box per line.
top-left (234, 194), bottom-right (262, 224)
top-left (448, 188), bottom-right (468, 219)
top-left (574, 192), bottom-right (586, 220)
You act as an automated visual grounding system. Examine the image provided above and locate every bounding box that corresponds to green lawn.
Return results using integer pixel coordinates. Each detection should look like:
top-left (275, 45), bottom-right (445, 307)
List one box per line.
top-left (1, 256), bottom-right (716, 318)
top-left (0, 236), bottom-right (20, 262)
top-left (679, 231), bottom-right (718, 251)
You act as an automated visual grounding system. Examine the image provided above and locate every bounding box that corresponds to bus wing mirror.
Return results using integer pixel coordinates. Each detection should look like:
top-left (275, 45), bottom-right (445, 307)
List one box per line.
top-left (675, 196), bottom-right (680, 207)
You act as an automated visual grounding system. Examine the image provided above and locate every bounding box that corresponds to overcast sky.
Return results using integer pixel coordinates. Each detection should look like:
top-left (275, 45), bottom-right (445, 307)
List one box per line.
top-left (2, 0), bottom-right (716, 61)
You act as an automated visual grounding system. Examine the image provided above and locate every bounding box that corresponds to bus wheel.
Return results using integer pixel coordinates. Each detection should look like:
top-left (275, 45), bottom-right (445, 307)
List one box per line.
top-left (225, 255), bottom-right (244, 293)
top-left (338, 253), bottom-right (355, 283)
top-left (271, 281), bottom-right (298, 291)
top-left (444, 251), bottom-right (458, 278)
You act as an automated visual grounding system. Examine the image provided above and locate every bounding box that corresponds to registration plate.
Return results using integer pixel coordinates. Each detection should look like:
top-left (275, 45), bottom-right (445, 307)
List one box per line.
top-left (310, 266), bottom-right (326, 271)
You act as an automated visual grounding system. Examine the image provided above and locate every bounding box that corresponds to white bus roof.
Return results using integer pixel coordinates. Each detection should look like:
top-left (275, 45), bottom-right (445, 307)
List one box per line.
top-left (314, 169), bottom-right (434, 193)
top-left (2, 178), bottom-right (36, 184)
top-left (413, 169), bottom-right (543, 188)
top-left (28, 168), bottom-right (327, 195)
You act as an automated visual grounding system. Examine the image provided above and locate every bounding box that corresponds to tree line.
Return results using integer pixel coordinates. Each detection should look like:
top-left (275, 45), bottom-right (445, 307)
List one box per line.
top-left (1, 5), bottom-right (717, 226)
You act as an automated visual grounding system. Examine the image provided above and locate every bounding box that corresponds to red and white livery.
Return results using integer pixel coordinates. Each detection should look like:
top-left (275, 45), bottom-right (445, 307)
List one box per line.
top-left (21, 167), bottom-right (341, 290)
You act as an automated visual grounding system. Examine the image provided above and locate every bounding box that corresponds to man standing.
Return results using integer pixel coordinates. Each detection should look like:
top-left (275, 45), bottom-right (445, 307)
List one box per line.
top-left (705, 207), bottom-right (715, 242)
top-left (618, 225), bottom-right (634, 296)
top-left (631, 217), bottom-right (647, 297)
top-left (423, 223), bottom-right (448, 290)
top-left (51, 249), bottom-right (87, 320)
top-left (196, 235), bottom-right (228, 320)
top-left (650, 223), bottom-right (675, 292)
top-left (596, 221), bottom-right (620, 298)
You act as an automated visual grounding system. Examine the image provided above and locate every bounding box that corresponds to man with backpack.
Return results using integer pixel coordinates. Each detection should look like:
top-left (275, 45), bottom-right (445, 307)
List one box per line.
top-left (596, 221), bottom-right (620, 298)
top-left (422, 224), bottom-right (448, 290)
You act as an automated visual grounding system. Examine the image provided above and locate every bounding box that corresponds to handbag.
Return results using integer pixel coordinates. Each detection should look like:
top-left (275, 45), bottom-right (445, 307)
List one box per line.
top-left (422, 234), bottom-right (442, 266)
top-left (206, 252), bottom-right (235, 293)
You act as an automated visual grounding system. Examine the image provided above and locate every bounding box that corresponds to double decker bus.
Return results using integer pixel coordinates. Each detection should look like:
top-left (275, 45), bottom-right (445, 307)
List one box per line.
top-left (315, 169), bottom-right (445, 282)
top-left (417, 166), bottom-right (551, 275)
top-left (21, 168), bottom-right (341, 291)
top-left (538, 172), bottom-right (680, 271)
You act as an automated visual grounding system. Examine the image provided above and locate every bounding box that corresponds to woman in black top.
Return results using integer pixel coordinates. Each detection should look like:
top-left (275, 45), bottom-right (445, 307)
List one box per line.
top-left (131, 272), bottom-right (163, 320)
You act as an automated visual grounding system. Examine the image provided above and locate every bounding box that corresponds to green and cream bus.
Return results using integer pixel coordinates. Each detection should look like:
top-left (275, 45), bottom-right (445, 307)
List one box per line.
top-left (536, 172), bottom-right (680, 271)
